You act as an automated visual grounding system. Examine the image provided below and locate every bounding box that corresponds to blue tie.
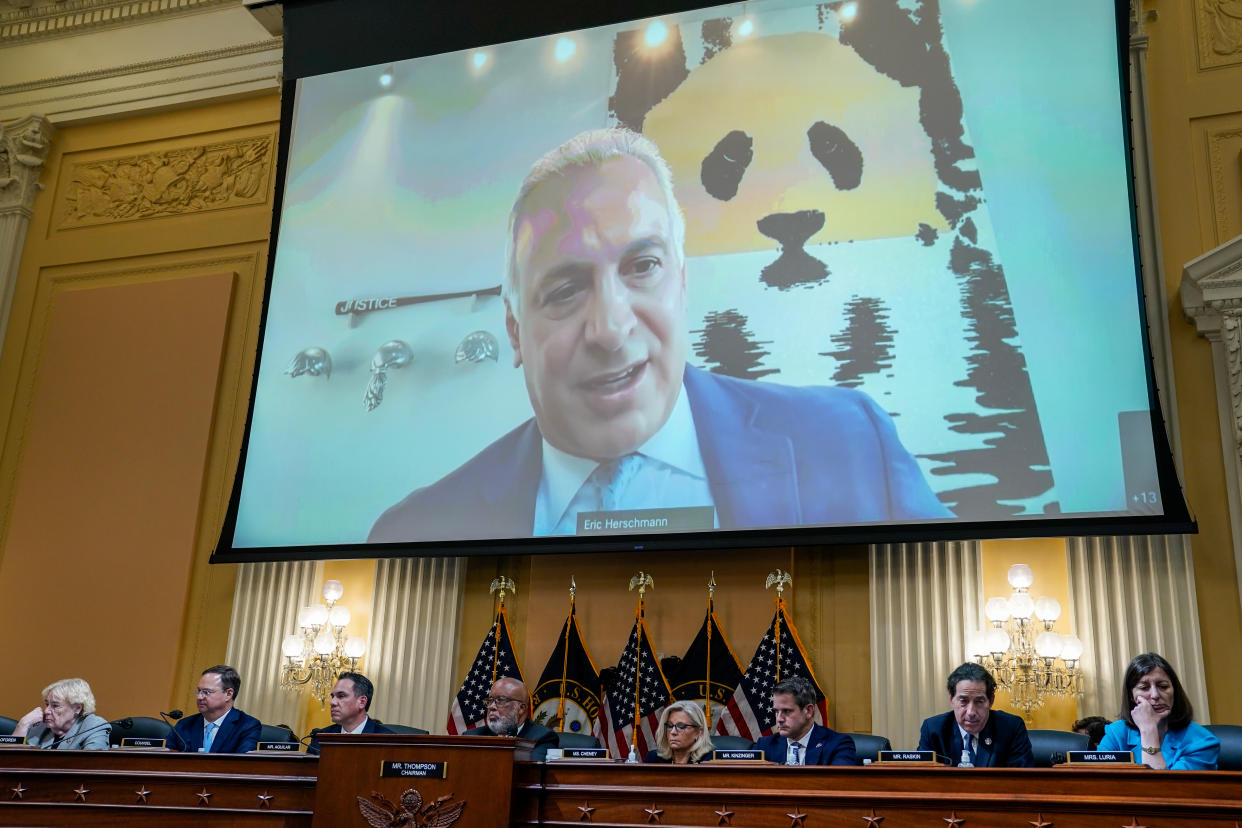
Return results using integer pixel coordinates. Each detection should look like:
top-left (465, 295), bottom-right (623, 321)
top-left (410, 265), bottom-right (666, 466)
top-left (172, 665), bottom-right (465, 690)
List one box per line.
top-left (204, 721), bottom-right (218, 752)
top-left (556, 454), bottom-right (643, 532)
top-left (968, 734), bottom-right (978, 766)
top-left (789, 742), bottom-right (802, 766)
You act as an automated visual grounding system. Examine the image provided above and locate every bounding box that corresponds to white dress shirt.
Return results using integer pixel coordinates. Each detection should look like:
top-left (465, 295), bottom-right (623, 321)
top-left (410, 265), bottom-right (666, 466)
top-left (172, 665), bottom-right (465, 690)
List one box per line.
top-left (533, 385), bottom-right (716, 535)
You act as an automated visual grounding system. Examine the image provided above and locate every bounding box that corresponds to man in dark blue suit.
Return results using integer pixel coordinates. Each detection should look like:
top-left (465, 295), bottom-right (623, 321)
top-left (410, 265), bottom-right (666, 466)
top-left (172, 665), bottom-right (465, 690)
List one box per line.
top-left (308, 672), bottom-right (393, 756)
top-left (463, 677), bottom-right (558, 761)
top-left (369, 128), bottom-right (949, 544)
top-left (917, 663), bottom-right (1034, 767)
top-left (753, 676), bottom-right (857, 766)
top-left (167, 665), bottom-right (261, 754)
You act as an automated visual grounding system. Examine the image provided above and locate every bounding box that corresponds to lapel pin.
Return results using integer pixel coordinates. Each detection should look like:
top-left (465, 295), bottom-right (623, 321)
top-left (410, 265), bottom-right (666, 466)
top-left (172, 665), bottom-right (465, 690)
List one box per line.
top-left (984, 737), bottom-right (992, 746)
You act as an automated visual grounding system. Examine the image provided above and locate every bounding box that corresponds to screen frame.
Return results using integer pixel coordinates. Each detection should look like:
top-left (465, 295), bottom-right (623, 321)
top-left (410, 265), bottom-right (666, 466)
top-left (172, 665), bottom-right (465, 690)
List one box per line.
top-left (210, 0), bottom-right (1194, 564)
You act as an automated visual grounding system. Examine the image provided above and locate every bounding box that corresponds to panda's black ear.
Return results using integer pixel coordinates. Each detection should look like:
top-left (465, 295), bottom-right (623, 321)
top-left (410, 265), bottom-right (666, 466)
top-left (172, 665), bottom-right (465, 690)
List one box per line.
top-left (807, 121), bottom-right (863, 190)
top-left (700, 130), bottom-right (754, 201)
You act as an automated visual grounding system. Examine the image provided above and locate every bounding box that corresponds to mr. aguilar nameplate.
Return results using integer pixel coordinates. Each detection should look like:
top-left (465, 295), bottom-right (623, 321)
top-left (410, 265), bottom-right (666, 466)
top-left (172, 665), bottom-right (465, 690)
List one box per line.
top-left (120, 737), bottom-right (167, 749)
top-left (1065, 750), bottom-right (1136, 764)
top-left (878, 750), bottom-right (949, 764)
top-left (0, 736), bottom-right (27, 745)
top-left (713, 749), bottom-right (764, 761)
top-left (381, 761), bottom-right (447, 779)
top-left (255, 740), bottom-right (300, 752)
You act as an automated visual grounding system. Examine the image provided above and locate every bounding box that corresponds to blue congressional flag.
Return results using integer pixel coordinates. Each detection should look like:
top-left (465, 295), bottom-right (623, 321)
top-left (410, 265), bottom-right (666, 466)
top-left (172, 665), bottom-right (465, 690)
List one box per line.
top-left (447, 606), bottom-right (525, 734)
top-left (601, 615), bottom-right (670, 759)
top-left (670, 604), bottom-right (743, 728)
top-left (715, 597), bottom-right (828, 741)
top-left (530, 603), bottom-right (603, 738)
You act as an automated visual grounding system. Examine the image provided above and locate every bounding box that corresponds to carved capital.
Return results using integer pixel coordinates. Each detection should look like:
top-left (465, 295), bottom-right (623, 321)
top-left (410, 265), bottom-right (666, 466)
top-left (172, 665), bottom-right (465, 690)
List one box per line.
top-left (1180, 234), bottom-right (1242, 338)
top-left (1222, 310), bottom-right (1242, 458)
top-left (0, 114), bottom-right (54, 215)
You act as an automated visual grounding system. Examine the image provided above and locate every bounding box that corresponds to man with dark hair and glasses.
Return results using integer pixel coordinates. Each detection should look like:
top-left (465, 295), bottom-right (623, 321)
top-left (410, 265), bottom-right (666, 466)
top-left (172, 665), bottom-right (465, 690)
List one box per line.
top-left (754, 675), bottom-right (857, 765)
top-left (463, 677), bottom-right (558, 760)
top-left (917, 662), bottom-right (1033, 767)
top-left (167, 664), bottom-right (261, 753)
top-left (308, 671), bottom-right (393, 755)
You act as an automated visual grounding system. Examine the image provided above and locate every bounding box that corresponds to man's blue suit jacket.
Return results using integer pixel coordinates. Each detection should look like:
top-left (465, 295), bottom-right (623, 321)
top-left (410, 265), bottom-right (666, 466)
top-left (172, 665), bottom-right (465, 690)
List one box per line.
top-left (307, 716), bottom-right (393, 756)
top-left (167, 707), bottom-right (262, 754)
top-left (753, 724), bottom-right (859, 766)
top-left (916, 709), bottom-right (1034, 768)
top-left (370, 366), bottom-right (949, 542)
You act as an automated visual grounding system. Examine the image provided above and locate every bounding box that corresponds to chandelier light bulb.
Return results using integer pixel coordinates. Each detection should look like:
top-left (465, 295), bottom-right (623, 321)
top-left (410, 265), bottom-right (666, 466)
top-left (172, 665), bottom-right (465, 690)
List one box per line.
top-left (344, 636), bottom-right (367, 659)
top-left (1035, 631), bottom-right (1063, 659)
top-left (296, 606), bottom-right (313, 630)
top-left (329, 605), bottom-right (351, 628)
top-left (306, 603), bottom-right (329, 627)
top-left (1008, 592), bottom-right (1035, 620)
top-left (1007, 563), bottom-right (1035, 590)
top-left (1034, 596), bottom-right (1061, 622)
top-left (1060, 635), bottom-right (1084, 661)
top-left (985, 627), bottom-right (1010, 655)
top-left (985, 597), bottom-right (1010, 622)
top-left (965, 630), bottom-right (987, 658)
top-left (282, 634), bottom-right (303, 659)
top-left (322, 580), bottom-right (345, 604)
top-left (313, 630), bottom-right (336, 655)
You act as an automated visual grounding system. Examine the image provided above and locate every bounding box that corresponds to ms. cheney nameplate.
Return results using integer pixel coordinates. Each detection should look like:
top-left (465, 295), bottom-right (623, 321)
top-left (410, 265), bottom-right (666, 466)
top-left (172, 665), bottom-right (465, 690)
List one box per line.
top-left (381, 761), bottom-right (447, 779)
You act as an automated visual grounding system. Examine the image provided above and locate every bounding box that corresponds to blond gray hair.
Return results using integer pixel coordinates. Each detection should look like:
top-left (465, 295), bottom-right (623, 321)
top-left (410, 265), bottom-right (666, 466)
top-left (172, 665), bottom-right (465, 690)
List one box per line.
top-left (42, 677), bottom-right (96, 716)
top-left (654, 699), bottom-right (714, 762)
top-left (504, 128), bottom-right (686, 314)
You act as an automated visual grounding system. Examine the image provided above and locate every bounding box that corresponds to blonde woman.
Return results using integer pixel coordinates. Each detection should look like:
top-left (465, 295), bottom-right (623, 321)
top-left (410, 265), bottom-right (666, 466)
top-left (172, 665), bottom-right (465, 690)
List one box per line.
top-left (13, 678), bottom-right (110, 750)
top-left (645, 700), bottom-right (713, 764)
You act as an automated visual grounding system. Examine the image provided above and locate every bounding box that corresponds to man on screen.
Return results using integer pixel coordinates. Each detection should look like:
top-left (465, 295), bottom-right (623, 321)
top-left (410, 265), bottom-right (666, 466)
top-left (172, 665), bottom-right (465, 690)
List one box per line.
top-left (369, 128), bottom-right (948, 542)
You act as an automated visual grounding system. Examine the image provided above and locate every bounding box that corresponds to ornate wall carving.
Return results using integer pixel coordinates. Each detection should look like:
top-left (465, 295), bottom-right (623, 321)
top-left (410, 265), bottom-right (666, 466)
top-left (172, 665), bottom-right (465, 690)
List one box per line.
top-left (1208, 126), bottom-right (1242, 242)
top-left (0, 0), bottom-right (234, 43)
top-left (57, 134), bottom-right (272, 228)
top-left (1197, 0), bottom-right (1242, 69)
top-left (0, 115), bottom-right (53, 215)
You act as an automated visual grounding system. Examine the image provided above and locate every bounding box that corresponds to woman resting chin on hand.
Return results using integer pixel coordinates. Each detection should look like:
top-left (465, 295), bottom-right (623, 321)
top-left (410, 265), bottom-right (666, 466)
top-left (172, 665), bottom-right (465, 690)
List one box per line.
top-left (1097, 653), bottom-right (1218, 770)
top-left (12, 678), bottom-right (111, 750)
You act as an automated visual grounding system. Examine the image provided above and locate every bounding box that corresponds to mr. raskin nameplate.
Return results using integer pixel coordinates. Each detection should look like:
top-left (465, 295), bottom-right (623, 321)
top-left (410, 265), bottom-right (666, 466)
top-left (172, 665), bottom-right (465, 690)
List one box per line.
top-left (713, 749), bottom-right (764, 761)
top-left (381, 761), bottom-right (447, 779)
top-left (1065, 750), bottom-right (1136, 764)
top-left (0, 736), bottom-right (27, 745)
top-left (120, 737), bottom-right (167, 749)
top-left (256, 741), bottom-right (300, 752)
top-left (878, 750), bottom-right (949, 764)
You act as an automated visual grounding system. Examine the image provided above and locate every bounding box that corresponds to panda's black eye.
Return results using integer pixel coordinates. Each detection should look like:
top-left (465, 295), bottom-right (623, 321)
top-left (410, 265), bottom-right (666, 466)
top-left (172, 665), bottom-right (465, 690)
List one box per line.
top-left (700, 129), bottom-right (754, 201)
top-left (807, 121), bottom-right (863, 190)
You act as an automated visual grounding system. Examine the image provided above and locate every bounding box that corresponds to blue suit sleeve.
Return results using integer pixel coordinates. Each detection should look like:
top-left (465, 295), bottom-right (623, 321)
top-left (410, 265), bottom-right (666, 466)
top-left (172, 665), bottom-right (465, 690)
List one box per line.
top-left (235, 714), bottom-right (261, 753)
top-left (1006, 721), bottom-right (1035, 768)
top-left (916, 719), bottom-right (934, 753)
top-left (828, 733), bottom-right (859, 766)
top-left (1096, 720), bottom-right (1128, 753)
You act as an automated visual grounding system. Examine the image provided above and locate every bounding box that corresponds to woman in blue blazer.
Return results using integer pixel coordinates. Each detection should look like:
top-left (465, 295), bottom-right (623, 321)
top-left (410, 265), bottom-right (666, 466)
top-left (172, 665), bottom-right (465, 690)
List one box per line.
top-left (1097, 653), bottom-right (1218, 770)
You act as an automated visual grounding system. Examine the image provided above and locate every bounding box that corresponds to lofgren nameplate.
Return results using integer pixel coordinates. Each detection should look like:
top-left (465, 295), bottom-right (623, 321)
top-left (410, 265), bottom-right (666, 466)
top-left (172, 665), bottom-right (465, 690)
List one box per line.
top-left (381, 761), bottom-right (447, 779)
top-left (0, 736), bottom-right (26, 745)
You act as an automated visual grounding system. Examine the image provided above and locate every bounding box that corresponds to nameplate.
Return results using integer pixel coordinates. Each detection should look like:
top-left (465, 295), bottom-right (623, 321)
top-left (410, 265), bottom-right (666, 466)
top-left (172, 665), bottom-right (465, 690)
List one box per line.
top-left (878, 750), bottom-right (947, 764)
top-left (546, 747), bottom-right (610, 760)
top-left (577, 506), bottom-right (715, 534)
top-left (1065, 750), bottom-right (1135, 764)
top-left (713, 749), bottom-right (763, 761)
top-left (0, 736), bottom-right (26, 745)
top-left (255, 740), bottom-right (300, 752)
top-left (381, 761), bottom-right (447, 778)
top-left (121, 737), bottom-right (167, 749)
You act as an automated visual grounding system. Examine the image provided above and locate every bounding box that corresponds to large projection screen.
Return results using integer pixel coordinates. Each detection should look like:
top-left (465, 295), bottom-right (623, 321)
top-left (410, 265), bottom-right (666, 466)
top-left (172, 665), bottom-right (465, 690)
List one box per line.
top-left (213, 0), bottom-right (1192, 562)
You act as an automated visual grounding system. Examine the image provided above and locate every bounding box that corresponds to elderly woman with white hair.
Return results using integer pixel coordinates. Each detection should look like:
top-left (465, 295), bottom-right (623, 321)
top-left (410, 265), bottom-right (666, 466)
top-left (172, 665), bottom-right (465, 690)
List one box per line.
top-left (12, 678), bottom-right (110, 750)
top-left (644, 700), bottom-right (714, 764)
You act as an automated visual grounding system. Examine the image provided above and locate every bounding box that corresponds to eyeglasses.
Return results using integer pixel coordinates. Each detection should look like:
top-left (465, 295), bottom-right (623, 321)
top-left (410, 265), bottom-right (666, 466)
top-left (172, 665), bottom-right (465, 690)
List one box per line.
top-left (484, 695), bottom-right (523, 708)
top-left (664, 722), bottom-right (701, 733)
top-left (195, 688), bottom-right (219, 697)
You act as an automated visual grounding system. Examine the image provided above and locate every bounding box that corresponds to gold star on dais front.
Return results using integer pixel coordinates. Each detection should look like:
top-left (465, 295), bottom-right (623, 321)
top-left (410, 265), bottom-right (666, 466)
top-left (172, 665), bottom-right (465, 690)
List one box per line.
top-left (862, 809), bottom-right (884, 826)
top-left (788, 809), bottom-right (808, 828)
top-left (197, 788), bottom-right (213, 805)
top-left (943, 812), bottom-right (964, 827)
top-left (716, 807), bottom-right (735, 826)
top-left (1121, 821), bottom-right (1146, 828)
top-left (1028, 815), bottom-right (1051, 828)
top-left (578, 803), bottom-right (595, 822)
top-left (135, 786), bottom-right (152, 804)
top-left (645, 804), bottom-right (664, 823)
top-left (258, 791), bottom-right (274, 808)
top-left (9, 783), bottom-right (27, 800)
top-left (73, 784), bottom-right (90, 802)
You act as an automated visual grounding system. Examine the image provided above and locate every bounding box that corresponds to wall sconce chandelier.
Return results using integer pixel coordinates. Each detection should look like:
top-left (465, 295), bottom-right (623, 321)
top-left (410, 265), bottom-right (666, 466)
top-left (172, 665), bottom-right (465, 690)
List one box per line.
top-left (967, 564), bottom-right (1084, 719)
top-left (280, 579), bottom-right (366, 707)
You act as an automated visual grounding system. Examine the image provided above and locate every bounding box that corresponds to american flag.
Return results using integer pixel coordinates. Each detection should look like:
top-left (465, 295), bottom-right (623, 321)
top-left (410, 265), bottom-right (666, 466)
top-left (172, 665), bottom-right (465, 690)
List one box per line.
top-left (715, 598), bottom-right (828, 741)
top-left (600, 616), bottom-right (670, 759)
top-left (447, 607), bottom-right (525, 734)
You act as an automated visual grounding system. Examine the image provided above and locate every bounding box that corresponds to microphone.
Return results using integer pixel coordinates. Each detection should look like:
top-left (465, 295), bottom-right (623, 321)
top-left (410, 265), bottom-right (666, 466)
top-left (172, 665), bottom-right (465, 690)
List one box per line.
top-left (160, 709), bottom-right (186, 751)
top-left (302, 727), bottom-right (323, 754)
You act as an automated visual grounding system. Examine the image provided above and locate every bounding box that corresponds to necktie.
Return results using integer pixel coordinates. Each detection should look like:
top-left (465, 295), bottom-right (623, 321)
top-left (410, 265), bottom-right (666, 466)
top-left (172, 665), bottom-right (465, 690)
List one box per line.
top-left (204, 721), bottom-right (218, 752)
top-left (969, 734), bottom-right (979, 766)
top-left (789, 742), bottom-right (802, 766)
top-left (556, 454), bottom-right (643, 532)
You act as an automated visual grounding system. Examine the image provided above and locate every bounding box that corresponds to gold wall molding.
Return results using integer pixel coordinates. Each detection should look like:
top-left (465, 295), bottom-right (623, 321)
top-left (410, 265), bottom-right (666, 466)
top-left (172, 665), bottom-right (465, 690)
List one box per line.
top-left (0, 0), bottom-right (233, 43)
top-left (1208, 125), bottom-right (1242, 242)
top-left (1197, 0), bottom-right (1242, 69)
top-left (57, 133), bottom-right (273, 228)
top-left (0, 39), bottom-right (281, 97)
